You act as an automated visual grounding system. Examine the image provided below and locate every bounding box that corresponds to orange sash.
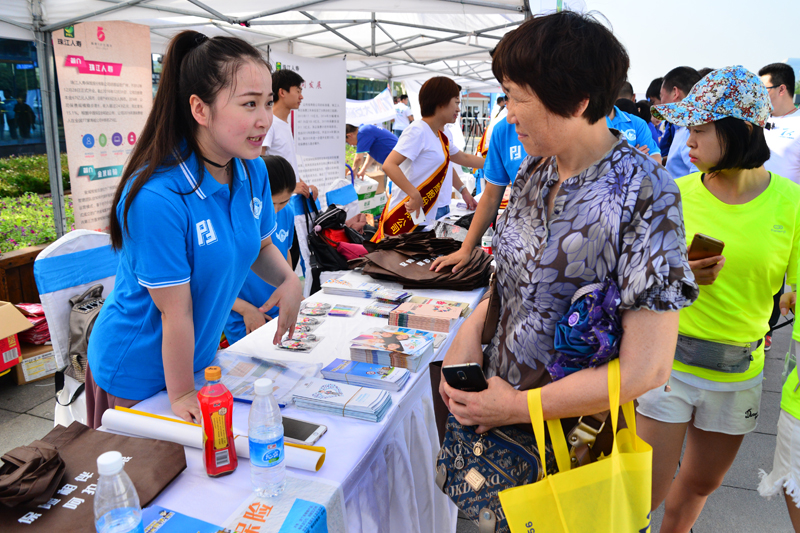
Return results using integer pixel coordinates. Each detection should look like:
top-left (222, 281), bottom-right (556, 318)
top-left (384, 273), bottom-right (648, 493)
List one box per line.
top-left (475, 127), bottom-right (489, 158)
top-left (372, 131), bottom-right (450, 242)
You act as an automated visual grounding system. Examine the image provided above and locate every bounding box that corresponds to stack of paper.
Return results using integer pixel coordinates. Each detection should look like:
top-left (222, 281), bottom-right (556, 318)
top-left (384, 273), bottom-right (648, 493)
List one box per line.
top-left (321, 358), bottom-right (410, 392)
top-left (389, 302), bottom-right (462, 333)
top-left (321, 278), bottom-right (383, 298)
top-left (292, 377), bottom-right (392, 422)
top-left (349, 326), bottom-right (435, 371)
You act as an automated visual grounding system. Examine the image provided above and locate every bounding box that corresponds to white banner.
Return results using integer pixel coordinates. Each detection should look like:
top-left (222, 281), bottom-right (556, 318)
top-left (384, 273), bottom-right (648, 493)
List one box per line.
top-left (53, 21), bottom-right (152, 231)
top-left (346, 88), bottom-right (395, 126)
top-left (270, 51), bottom-right (346, 201)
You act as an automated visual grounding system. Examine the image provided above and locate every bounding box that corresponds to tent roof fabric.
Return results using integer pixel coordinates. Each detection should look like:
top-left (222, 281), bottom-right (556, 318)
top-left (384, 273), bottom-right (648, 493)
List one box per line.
top-left (1, 0), bottom-right (561, 90)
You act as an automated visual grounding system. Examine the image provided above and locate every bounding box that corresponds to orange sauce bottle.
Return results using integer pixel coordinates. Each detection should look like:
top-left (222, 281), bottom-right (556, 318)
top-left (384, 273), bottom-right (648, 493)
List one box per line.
top-left (197, 366), bottom-right (238, 477)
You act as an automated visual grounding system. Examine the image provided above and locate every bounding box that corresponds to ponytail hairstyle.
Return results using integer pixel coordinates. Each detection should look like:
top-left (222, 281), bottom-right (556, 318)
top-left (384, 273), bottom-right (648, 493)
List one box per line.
top-left (109, 31), bottom-right (271, 250)
top-left (262, 155), bottom-right (297, 197)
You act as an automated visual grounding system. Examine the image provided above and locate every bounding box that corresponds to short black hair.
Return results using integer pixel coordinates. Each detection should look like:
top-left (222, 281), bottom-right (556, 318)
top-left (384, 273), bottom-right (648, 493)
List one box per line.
top-left (345, 124), bottom-right (358, 135)
top-left (662, 67), bottom-right (701, 97)
top-left (619, 81), bottom-right (634, 100)
top-left (262, 155), bottom-right (297, 195)
top-left (646, 78), bottom-right (663, 100)
top-left (492, 11), bottom-right (629, 125)
top-left (496, 96), bottom-right (505, 105)
top-left (399, 94), bottom-right (408, 101)
top-left (709, 117), bottom-right (770, 173)
top-left (759, 63), bottom-right (796, 97)
top-left (615, 98), bottom-right (638, 116)
top-left (697, 67), bottom-right (714, 78)
top-left (635, 100), bottom-right (652, 123)
top-left (272, 69), bottom-right (304, 102)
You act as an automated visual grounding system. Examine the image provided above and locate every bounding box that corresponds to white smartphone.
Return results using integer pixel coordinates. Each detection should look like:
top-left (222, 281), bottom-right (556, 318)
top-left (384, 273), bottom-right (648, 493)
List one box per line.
top-left (283, 416), bottom-right (327, 445)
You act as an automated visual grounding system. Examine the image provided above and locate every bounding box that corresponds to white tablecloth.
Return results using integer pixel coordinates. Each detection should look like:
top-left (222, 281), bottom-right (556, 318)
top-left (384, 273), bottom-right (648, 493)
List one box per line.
top-left (136, 268), bottom-right (485, 533)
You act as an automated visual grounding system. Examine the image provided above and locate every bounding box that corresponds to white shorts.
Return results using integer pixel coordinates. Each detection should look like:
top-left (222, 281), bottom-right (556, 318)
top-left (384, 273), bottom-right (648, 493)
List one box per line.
top-left (759, 410), bottom-right (800, 507)
top-left (636, 376), bottom-right (762, 435)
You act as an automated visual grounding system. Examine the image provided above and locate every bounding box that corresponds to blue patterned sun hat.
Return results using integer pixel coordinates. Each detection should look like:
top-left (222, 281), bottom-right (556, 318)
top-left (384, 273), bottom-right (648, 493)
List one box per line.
top-left (652, 65), bottom-right (772, 128)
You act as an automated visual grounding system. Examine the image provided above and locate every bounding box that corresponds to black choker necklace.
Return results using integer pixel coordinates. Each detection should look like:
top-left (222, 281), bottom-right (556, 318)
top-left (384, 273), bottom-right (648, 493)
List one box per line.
top-left (202, 156), bottom-right (231, 169)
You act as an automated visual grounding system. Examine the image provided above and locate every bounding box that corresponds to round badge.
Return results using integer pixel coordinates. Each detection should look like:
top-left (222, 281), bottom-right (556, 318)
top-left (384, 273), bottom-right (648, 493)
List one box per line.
top-left (293, 333), bottom-right (317, 342)
top-left (279, 340), bottom-right (310, 351)
top-left (567, 312), bottom-right (580, 327)
top-left (297, 317), bottom-right (321, 325)
top-left (300, 308), bottom-right (327, 316)
top-left (303, 302), bottom-right (331, 310)
top-left (295, 325), bottom-right (314, 333)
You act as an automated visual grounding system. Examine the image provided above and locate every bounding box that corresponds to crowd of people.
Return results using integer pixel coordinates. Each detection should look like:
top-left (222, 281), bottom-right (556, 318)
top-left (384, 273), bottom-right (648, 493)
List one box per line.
top-left (77, 8), bottom-right (800, 532)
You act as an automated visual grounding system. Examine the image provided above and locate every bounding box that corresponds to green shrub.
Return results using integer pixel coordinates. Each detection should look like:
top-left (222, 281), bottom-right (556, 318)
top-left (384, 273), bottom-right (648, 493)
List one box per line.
top-left (0, 154), bottom-right (70, 197)
top-left (0, 193), bottom-right (75, 254)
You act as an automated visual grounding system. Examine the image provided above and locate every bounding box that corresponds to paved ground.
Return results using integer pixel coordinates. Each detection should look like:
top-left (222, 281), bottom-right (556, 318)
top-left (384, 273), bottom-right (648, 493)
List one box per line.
top-left (0, 322), bottom-right (794, 532)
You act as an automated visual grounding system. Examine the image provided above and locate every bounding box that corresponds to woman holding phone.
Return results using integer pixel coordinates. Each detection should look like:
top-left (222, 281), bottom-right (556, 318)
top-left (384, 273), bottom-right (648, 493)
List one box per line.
top-left (639, 66), bottom-right (800, 533)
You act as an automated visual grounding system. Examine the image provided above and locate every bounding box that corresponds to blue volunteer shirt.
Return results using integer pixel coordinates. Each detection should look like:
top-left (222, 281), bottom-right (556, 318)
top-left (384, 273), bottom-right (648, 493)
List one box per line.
top-left (224, 203), bottom-right (295, 345)
top-left (87, 150), bottom-right (277, 400)
top-left (356, 124), bottom-right (398, 164)
top-left (484, 118), bottom-right (527, 187)
top-left (605, 106), bottom-right (661, 156)
top-left (665, 126), bottom-right (699, 179)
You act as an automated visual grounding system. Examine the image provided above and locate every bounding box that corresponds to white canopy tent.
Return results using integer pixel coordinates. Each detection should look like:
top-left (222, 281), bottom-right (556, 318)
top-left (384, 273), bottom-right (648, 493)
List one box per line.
top-left (2, 0), bottom-right (566, 236)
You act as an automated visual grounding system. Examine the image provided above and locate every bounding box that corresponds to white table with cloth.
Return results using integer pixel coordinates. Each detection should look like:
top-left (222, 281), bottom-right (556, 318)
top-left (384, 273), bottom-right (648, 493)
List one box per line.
top-left (130, 264), bottom-right (485, 533)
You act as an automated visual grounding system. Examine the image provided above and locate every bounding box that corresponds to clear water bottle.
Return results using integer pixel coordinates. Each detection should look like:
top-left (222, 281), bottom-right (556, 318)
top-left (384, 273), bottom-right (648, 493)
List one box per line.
top-left (481, 226), bottom-right (494, 255)
top-left (94, 451), bottom-right (144, 533)
top-left (249, 378), bottom-right (286, 497)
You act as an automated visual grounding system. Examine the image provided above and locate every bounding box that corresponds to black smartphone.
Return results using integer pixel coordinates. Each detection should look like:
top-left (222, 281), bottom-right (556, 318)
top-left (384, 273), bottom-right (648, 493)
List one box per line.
top-left (442, 363), bottom-right (489, 392)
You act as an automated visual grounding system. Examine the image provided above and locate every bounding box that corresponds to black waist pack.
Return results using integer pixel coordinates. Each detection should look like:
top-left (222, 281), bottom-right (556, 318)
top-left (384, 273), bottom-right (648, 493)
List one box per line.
top-left (674, 334), bottom-right (756, 373)
top-left (436, 414), bottom-right (557, 533)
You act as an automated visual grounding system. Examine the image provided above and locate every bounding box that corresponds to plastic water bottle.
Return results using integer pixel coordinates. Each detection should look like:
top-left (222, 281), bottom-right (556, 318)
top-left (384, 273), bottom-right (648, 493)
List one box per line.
top-left (249, 378), bottom-right (286, 497)
top-left (481, 226), bottom-right (494, 255)
top-left (94, 451), bottom-right (144, 533)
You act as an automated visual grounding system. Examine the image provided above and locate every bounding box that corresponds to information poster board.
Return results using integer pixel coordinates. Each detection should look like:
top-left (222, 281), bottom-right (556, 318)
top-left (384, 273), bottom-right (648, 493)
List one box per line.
top-left (53, 21), bottom-right (153, 231)
top-left (270, 51), bottom-right (346, 200)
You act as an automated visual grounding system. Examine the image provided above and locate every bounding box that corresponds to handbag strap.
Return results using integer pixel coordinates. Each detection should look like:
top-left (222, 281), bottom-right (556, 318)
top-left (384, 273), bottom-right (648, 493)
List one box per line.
top-left (528, 358), bottom-right (632, 474)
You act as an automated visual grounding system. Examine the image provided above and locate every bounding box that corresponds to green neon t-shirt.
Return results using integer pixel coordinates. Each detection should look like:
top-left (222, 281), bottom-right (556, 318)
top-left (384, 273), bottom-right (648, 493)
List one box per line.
top-left (674, 172), bottom-right (800, 383)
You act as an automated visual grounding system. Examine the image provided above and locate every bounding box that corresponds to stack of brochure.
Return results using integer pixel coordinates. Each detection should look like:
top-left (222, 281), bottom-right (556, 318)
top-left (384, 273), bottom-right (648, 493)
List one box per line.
top-left (320, 277), bottom-right (383, 298)
top-left (349, 326), bottom-right (435, 371)
top-left (374, 288), bottom-right (412, 304)
top-left (292, 377), bottom-right (392, 422)
top-left (362, 301), bottom-right (401, 318)
top-left (389, 302), bottom-right (463, 333)
top-left (321, 358), bottom-right (410, 392)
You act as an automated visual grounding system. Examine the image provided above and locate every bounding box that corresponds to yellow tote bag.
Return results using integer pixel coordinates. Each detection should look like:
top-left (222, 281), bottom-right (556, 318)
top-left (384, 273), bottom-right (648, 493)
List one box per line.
top-left (498, 359), bottom-right (652, 533)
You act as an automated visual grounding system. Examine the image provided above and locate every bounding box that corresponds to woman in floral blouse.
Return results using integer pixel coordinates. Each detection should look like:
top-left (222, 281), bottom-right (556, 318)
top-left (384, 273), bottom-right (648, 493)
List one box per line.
top-left (440, 13), bottom-right (697, 444)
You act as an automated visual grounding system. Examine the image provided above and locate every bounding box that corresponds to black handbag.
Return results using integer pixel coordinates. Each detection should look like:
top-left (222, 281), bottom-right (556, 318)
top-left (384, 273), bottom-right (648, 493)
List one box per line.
top-left (302, 201), bottom-right (350, 294)
top-left (436, 415), bottom-right (558, 533)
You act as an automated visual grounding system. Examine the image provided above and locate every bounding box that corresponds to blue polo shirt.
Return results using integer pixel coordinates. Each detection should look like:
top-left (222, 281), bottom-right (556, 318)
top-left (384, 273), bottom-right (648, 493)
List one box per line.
top-left (484, 118), bottom-right (527, 187)
top-left (356, 124), bottom-right (398, 164)
top-left (606, 106), bottom-right (661, 156)
top-left (88, 150), bottom-right (277, 400)
top-left (665, 126), bottom-right (699, 179)
top-left (224, 203), bottom-right (295, 344)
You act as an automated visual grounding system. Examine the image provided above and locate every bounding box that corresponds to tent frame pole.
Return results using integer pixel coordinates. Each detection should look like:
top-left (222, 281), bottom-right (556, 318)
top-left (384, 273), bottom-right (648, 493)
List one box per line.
top-left (34, 29), bottom-right (67, 238)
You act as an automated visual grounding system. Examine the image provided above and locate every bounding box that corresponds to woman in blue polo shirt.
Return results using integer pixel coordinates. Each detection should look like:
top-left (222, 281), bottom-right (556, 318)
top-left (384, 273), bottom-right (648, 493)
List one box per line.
top-left (86, 31), bottom-right (302, 428)
top-left (224, 155), bottom-right (296, 345)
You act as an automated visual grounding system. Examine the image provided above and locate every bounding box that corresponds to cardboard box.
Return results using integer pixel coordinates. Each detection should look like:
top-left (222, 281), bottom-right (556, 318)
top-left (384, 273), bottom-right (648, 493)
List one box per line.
top-left (0, 301), bottom-right (33, 374)
top-left (14, 343), bottom-right (58, 385)
top-left (363, 171), bottom-right (386, 194)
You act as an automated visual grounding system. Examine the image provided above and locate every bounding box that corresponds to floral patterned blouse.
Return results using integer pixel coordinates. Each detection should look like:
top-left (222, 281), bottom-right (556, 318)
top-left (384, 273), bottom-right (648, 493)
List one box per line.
top-left (484, 135), bottom-right (699, 389)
